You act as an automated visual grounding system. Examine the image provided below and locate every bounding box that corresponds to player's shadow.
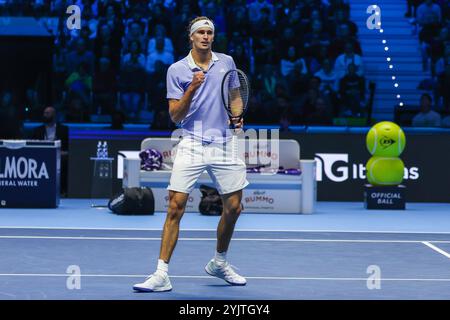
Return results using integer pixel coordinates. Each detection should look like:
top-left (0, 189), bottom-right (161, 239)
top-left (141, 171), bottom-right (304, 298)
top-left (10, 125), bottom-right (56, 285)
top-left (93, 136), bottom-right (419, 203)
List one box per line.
top-left (203, 284), bottom-right (233, 287)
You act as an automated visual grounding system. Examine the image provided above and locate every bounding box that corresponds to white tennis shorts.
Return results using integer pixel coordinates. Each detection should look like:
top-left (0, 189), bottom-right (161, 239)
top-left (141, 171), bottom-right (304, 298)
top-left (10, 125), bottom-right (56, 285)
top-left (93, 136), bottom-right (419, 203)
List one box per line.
top-left (167, 137), bottom-right (249, 195)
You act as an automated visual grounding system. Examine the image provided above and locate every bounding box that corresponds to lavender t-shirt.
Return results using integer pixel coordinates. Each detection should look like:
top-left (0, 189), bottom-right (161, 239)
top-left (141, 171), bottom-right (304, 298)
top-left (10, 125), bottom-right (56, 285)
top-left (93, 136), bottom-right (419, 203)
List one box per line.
top-left (166, 51), bottom-right (236, 143)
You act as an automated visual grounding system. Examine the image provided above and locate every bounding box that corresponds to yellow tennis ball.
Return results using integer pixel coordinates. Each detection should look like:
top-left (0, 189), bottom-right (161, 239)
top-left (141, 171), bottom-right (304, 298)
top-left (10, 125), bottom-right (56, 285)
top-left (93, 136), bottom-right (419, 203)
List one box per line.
top-left (366, 156), bottom-right (405, 186)
top-left (366, 121), bottom-right (406, 157)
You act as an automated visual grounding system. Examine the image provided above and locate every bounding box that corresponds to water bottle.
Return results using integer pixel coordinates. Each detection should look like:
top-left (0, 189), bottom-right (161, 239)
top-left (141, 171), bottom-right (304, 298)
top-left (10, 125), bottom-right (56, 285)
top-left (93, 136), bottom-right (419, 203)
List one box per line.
top-left (96, 141), bottom-right (102, 158)
top-left (103, 141), bottom-right (108, 158)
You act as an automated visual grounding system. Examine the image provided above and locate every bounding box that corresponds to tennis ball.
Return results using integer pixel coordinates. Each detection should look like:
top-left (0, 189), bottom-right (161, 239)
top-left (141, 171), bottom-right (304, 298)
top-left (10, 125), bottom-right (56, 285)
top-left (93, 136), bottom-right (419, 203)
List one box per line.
top-left (366, 121), bottom-right (406, 157)
top-left (366, 156), bottom-right (405, 186)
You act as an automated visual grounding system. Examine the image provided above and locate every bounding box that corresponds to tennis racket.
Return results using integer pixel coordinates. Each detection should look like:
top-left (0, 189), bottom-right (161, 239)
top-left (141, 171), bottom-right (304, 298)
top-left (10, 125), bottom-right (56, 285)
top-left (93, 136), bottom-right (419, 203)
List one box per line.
top-left (220, 69), bottom-right (250, 129)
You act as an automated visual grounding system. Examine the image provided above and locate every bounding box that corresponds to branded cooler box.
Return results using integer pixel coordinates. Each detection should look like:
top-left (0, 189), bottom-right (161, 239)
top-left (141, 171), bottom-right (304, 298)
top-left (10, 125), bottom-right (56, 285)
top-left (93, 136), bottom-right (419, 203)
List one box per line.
top-left (0, 140), bottom-right (60, 208)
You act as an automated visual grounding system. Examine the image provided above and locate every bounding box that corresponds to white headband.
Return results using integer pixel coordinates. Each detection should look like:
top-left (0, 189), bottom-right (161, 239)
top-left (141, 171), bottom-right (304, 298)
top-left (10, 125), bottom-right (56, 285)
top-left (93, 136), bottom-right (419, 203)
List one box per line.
top-left (190, 19), bottom-right (215, 36)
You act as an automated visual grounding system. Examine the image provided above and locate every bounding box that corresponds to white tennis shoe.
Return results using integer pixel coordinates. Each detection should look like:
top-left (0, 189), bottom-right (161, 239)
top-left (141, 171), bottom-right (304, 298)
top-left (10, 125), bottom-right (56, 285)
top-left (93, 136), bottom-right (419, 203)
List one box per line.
top-left (133, 272), bottom-right (172, 292)
top-left (205, 259), bottom-right (247, 286)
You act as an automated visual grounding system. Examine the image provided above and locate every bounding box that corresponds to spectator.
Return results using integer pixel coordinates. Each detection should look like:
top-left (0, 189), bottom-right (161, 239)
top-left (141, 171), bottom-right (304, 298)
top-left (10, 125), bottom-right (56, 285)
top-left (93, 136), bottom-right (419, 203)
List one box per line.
top-left (436, 44), bottom-right (450, 107)
top-left (94, 24), bottom-right (122, 71)
top-left (151, 109), bottom-right (175, 130)
top-left (285, 59), bottom-right (310, 99)
top-left (245, 95), bottom-right (269, 124)
top-left (417, 0), bottom-right (442, 70)
top-left (53, 45), bottom-right (69, 104)
top-left (81, 4), bottom-right (99, 40)
top-left (334, 41), bottom-right (364, 80)
top-left (146, 37), bottom-right (174, 74)
top-left (171, 9), bottom-right (191, 57)
top-left (338, 63), bottom-right (365, 116)
top-left (276, 27), bottom-right (302, 58)
top-left (330, 8), bottom-right (358, 38)
top-left (147, 61), bottom-right (168, 111)
top-left (231, 44), bottom-right (251, 74)
top-left (273, 96), bottom-right (292, 124)
top-left (227, 32), bottom-right (251, 60)
top-left (430, 27), bottom-right (449, 74)
top-left (327, 0), bottom-right (350, 18)
top-left (435, 44), bottom-right (450, 76)
top-left (100, 3), bottom-right (125, 41)
top-left (304, 96), bottom-right (334, 125)
top-left (248, 0), bottom-right (274, 25)
top-left (92, 57), bottom-right (117, 115)
top-left (213, 32), bottom-right (228, 54)
top-left (251, 7), bottom-right (275, 39)
top-left (257, 64), bottom-right (279, 101)
top-left (122, 21), bottom-right (147, 54)
top-left (417, 0), bottom-right (442, 27)
top-left (280, 46), bottom-right (308, 77)
top-left (123, 40), bottom-right (146, 69)
top-left (65, 62), bottom-right (93, 108)
top-left (278, 7), bottom-right (303, 37)
top-left (328, 23), bottom-right (362, 59)
top-left (303, 19), bottom-right (331, 61)
top-left (298, 77), bottom-right (323, 122)
top-left (412, 93), bottom-right (441, 126)
top-left (68, 25), bottom-right (94, 51)
top-left (65, 38), bottom-right (95, 74)
top-left (202, 1), bottom-right (226, 34)
top-left (315, 58), bottom-right (339, 93)
top-left (147, 4), bottom-right (171, 34)
top-left (315, 58), bottom-right (339, 115)
top-left (147, 24), bottom-right (174, 56)
top-left (226, 7), bottom-right (251, 40)
top-left (405, 0), bottom-right (422, 18)
top-left (275, 0), bottom-right (296, 24)
top-left (119, 53), bottom-right (148, 121)
top-left (32, 107), bottom-right (69, 195)
top-left (253, 37), bottom-right (278, 67)
top-left (124, 8), bottom-right (149, 41)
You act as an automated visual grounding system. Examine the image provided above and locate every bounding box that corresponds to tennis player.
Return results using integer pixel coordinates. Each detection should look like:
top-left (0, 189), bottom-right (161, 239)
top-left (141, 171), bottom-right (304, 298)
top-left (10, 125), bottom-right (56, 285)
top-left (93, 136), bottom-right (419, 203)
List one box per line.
top-left (133, 16), bottom-right (249, 292)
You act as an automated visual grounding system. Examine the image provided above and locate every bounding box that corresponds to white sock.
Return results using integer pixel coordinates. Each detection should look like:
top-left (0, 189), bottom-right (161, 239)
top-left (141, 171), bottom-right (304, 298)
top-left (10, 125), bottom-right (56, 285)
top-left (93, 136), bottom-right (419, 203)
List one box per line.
top-left (214, 251), bottom-right (227, 266)
top-left (156, 259), bottom-right (169, 275)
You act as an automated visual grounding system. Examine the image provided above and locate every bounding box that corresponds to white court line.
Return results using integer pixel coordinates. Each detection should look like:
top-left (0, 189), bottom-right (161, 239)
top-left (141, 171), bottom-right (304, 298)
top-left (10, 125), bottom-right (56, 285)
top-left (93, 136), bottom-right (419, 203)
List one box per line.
top-left (1, 235), bottom-right (450, 243)
top-left (423, 242), bottom-right (450, 259)
top-left (2, 226), bottom-right (450, 235)
top-left (0, 273), bottom-right (450, 282)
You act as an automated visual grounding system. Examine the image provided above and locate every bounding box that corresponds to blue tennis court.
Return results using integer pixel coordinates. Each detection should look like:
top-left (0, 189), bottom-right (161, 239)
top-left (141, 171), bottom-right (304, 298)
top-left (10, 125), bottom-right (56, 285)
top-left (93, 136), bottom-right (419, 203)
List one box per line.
top-left (1, 200), bottom-right (449, 300)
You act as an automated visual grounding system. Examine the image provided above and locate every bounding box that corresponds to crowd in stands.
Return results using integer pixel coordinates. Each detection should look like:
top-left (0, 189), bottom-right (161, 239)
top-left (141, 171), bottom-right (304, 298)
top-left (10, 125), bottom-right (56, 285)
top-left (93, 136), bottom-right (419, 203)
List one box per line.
top-left (408, 0), bottom-right (450, 126)
top-left (0, 0), bottom-right (369, 131)
top-left (0, 0), bottom-right (449, 131)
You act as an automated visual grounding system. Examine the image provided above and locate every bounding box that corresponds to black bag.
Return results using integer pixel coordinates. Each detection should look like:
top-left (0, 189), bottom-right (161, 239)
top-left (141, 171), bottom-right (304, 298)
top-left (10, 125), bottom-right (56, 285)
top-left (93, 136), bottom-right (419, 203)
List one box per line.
top-left (198, 185), bottom-right (223, 216)
top-left (108, 187), bottom-right (154, 215)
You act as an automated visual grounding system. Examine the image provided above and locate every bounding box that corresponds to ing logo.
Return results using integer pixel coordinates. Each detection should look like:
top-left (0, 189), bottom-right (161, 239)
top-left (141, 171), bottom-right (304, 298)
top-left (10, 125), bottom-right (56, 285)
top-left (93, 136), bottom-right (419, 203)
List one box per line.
top-left (315, 153), bottom-right (420, 182)
top-left (66, 5), bottom-right (81, 30)
top-left (315, 153), bottom-right (349, 182)
top-left (379, 136), bottom-right (395, 149)
top-left (366, 5), bottom-right (381, 30)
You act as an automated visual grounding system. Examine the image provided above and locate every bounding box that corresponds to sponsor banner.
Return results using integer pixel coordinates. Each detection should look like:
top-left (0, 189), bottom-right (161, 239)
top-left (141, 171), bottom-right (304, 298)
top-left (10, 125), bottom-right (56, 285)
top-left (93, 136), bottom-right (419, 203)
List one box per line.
top-left (0, 140), bottom-right (60, 208)
top-left (282, 132), bottom-right (450, 202)
top-left (364, 185), bottom-right (406, 210)
top-left (145, 182), bottom-right (301, 214)
top-left (69, 132), bottom-right (450, 202)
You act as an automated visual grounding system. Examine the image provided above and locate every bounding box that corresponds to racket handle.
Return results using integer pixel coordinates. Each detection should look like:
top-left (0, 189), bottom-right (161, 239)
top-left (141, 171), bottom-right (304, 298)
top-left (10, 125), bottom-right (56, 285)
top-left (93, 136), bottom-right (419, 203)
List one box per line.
top-left (229, 116), bottom-right (240, 129)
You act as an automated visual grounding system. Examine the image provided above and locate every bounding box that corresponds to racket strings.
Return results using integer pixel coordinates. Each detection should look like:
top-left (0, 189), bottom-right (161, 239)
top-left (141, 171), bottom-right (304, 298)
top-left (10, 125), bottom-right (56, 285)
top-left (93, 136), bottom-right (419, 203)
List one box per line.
top-left (226, 71), bottom-right (249, 118)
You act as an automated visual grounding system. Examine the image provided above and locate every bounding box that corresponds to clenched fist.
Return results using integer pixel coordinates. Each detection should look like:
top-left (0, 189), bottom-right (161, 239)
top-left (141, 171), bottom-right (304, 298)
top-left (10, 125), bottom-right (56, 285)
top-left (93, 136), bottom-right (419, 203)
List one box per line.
top-left (189, 71), bottom-right (205, 92)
